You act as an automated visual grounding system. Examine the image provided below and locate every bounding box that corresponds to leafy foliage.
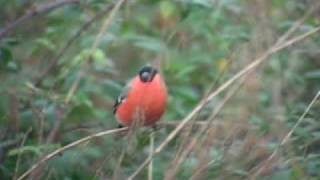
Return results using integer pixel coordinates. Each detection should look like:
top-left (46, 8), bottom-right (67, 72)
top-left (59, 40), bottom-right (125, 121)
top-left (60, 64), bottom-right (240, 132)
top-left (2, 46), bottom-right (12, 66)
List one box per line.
top-left (0, 0), bottom-right (319, 179)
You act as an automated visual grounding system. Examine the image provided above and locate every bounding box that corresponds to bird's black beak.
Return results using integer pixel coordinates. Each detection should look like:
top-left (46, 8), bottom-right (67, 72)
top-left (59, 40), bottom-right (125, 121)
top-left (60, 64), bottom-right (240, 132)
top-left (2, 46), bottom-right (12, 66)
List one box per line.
top-left (141, 71), bottom-right (151, 82)
top-left (139, 65), bottom-right (158, 82)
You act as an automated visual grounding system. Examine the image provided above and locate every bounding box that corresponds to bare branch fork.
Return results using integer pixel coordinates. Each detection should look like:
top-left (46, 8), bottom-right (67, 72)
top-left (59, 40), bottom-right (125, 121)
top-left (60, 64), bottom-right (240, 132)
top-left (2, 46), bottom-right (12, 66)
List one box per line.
top-left (0, 0), bottom-right (80, 39)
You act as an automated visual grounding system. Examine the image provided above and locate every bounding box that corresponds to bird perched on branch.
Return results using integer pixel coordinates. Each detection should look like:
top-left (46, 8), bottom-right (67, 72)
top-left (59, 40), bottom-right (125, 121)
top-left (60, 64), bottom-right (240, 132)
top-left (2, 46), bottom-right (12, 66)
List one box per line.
top-left (113, 65), bottom-right (167, 128)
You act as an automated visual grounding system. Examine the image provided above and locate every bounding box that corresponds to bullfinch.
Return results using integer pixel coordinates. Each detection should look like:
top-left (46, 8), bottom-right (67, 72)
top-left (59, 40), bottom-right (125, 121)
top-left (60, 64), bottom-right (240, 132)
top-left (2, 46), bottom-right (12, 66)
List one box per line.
top-left (113, 65), bottom-right (167, 127)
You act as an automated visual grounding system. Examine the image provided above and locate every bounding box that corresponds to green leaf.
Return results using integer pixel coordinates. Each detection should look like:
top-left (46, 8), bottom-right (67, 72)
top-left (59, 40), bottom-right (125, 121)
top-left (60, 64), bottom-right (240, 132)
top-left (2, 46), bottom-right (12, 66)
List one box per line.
top-left (67, 103), bottom-right (94, 122)
top-left (0, 47), bottom-right (13, 68)
top-left (128, 35), bottom-right (166, 52)
top-left (35, 38), bottom-right (56, 51)
top-left (160, 1), bottom-right (177, 18)
top-left (267, 169), bottom-right (291, 180)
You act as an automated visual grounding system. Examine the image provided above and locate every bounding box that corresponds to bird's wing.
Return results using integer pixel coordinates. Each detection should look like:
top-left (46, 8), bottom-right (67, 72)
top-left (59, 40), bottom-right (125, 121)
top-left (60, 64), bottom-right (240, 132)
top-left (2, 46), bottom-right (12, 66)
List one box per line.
top-left (113, 80), bottom-right (132, 114)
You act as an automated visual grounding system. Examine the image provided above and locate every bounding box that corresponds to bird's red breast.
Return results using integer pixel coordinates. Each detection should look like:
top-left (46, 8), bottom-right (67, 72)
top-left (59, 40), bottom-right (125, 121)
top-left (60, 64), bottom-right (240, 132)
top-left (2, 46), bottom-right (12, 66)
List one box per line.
top-left (115, 72), bottom-right (167, 126)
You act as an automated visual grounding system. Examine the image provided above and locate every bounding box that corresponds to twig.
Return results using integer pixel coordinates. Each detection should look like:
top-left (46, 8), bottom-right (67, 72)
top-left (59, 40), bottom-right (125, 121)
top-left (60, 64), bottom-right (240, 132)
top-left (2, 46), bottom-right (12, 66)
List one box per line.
top-left (190, 156), bottom-right (219, 179)
top-left (190, 3), bottom-right (320, 176)
top-left (17, 127), bottom-right (128, 180)
top-left (9, 93), bottom-right (20, 133)
top-left (157, 25), bottom-right (320, 156)
top-left (148, 132), bottom-right (155, 180)
top-left (0, 0), bottom-right (79, 39)
top-left (172, 77), bottom-right (247, 179)
top-left (127, 26), bottom-right (320, 179)
top-left (31, 105), bottom-right (44, 144)
top-left (45, 107), bottom-right (64, 144)
top-left (112, 144), bottom-right (126, 180)
top-left (65, 71), bottom-right (84, 104)
top-left (0, 134), bottom-right (25, 150)
top-left (13, 128), bottom-right (32, 180)
top-left (112, 117), bottom-right (143, 180)
top-left (275, 1), bottom-right (320, 46)
top-left (250, 91), bottom-right (320, 178)
top-left (34, 3), bottom-right (115, 87)
top-left (159, 121), bottom-right (254, 129)
top-left (91, 0), bottom-right (126, 50)
top-left (28, 106), bottom-right (64, 180)
top-left (164, 77), bottom-right (245, 179)
top-left (93, 153), bottom-right (112, 179)
top-left (64, 0), bottom-right (126, 104)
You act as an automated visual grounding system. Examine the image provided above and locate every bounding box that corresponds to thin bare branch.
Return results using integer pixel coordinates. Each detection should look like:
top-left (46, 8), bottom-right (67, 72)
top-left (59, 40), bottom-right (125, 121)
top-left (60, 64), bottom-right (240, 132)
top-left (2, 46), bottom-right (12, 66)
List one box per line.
top-left (173, 77), bottom-right (247, 179)
top-left (13, 128), bottom-right (32, 180)
top-left (91, 0), bottom-right (126, 50)
top-left (34, 3), bottom-right (115, 87)
top-left (17, 127), bottom-right (128, 180)
top-left (148, 132), bottom-right (155, 180)
top-left (275, 1), bottom-right (320, 45)
top-left (64, 0), bottom-right (126, 104)
top-left (0, 0), bottom-right (79, 39)
top-left (250, 90), bottom-right (320, 178)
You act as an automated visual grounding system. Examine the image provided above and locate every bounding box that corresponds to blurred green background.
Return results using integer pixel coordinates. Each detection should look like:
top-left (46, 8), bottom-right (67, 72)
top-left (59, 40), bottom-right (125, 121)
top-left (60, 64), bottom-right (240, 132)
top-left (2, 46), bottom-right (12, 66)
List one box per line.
top-left (0, 0), bottom-right (320, 179)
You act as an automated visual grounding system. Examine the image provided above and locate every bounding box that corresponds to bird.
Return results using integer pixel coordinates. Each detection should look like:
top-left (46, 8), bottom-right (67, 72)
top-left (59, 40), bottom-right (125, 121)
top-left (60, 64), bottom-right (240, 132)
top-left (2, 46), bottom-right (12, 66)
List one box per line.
top-left (113, 65), bottom-right (167, 128)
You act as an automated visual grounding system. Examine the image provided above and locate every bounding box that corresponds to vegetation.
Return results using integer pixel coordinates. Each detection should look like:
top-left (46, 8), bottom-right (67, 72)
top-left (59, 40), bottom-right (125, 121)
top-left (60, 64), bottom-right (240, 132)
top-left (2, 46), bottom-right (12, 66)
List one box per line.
top-left (0, 0), bottom-right (320, 179)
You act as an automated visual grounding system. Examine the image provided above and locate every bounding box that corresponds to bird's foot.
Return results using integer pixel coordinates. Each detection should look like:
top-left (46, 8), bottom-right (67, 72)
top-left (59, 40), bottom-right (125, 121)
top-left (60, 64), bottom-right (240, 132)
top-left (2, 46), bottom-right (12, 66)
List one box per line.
top-left (118, 124), bottom-right (124, 128)
top-left (151, 124), bottom-right (160, 131)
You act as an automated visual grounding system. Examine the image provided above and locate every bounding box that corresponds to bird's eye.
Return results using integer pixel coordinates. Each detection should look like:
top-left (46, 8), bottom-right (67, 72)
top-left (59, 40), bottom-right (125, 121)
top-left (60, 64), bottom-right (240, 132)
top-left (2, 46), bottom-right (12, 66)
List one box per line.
top-left (141, 71), bottom-right (150, 82)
